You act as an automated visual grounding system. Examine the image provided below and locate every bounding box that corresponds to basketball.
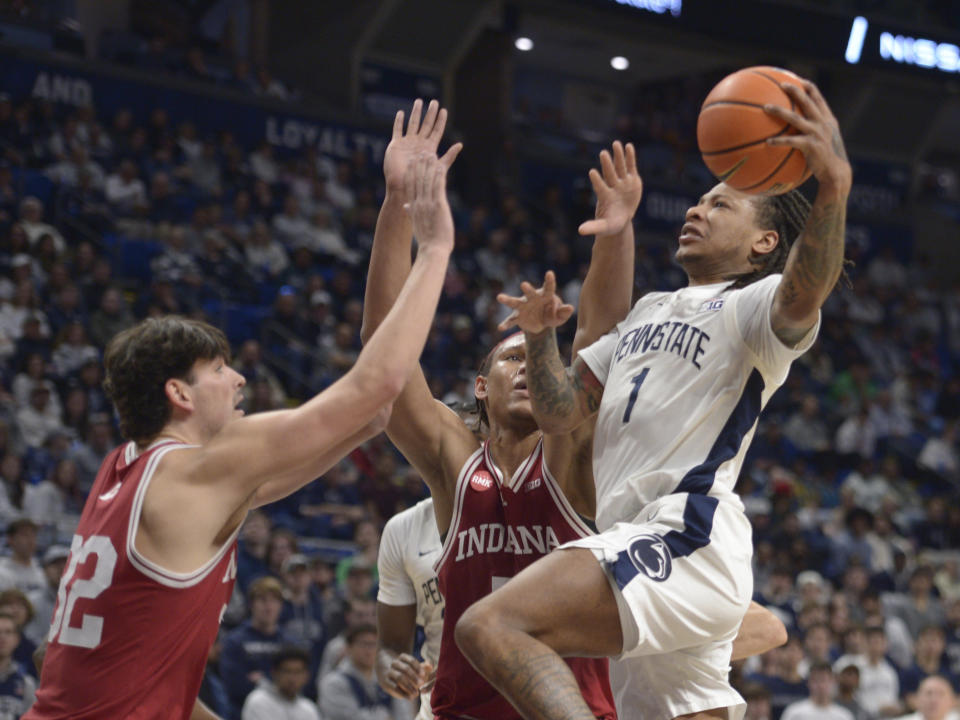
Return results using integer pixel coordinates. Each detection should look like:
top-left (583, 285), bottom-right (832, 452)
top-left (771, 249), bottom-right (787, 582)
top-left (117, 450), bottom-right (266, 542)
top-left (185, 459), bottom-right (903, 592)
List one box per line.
top-left (697, 66), bottom-right (813, 195)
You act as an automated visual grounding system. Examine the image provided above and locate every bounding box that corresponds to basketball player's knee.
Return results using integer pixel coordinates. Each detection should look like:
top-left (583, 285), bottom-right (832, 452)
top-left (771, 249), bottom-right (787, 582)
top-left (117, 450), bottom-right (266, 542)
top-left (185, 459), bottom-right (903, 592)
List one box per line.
top-left (455, 599), bottom-right (505, 659)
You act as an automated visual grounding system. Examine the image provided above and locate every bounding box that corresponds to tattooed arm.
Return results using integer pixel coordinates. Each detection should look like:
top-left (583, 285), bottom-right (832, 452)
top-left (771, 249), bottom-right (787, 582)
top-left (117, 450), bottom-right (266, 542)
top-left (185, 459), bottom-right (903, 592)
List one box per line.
top-left (497, 272), bottom-right (604, 434)
top-left (764, 79), bottom-right (852, 346)
top-left (526, 329), bottom-right (604, 434)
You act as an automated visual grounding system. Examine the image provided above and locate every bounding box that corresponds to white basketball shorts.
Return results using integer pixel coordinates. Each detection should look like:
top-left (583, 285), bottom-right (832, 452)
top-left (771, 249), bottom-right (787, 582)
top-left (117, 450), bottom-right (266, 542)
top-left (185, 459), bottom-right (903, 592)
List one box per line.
top-left (563, 493), bottom-right (753, 720)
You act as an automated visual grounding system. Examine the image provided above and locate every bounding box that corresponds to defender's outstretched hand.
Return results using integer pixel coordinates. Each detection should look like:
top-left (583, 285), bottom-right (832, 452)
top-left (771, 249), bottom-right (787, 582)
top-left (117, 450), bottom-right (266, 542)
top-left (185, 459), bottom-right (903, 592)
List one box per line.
top-left (578, 140), bottom-right (643, 238)
top-left (497, 271), bottom-right (574, 334)
top-left (404, 153), bottom-right (454, 254)
top-left (763, 81), bottom-right (852, 188)
top-left (385, 99), bottom-right (463, 196)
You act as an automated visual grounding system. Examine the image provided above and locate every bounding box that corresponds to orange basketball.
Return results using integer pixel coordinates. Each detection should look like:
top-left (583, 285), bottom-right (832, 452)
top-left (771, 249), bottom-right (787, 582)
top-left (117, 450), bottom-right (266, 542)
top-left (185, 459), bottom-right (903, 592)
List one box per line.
top-left (697, 66), bottom-right (812, 195)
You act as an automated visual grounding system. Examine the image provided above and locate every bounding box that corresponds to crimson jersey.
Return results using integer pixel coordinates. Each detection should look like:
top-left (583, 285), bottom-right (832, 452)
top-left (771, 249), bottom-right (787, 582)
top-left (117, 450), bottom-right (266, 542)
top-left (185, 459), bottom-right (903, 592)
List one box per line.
top-left (26, 440), bottom-right (239, 720)
top-left (433, 438), bottom-right (616, 720)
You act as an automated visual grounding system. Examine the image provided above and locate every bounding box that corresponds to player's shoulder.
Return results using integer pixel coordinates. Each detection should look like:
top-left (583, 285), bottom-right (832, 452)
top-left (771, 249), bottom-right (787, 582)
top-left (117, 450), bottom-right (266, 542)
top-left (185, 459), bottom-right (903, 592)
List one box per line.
top-left (383, 498), bottom-right (434, 538)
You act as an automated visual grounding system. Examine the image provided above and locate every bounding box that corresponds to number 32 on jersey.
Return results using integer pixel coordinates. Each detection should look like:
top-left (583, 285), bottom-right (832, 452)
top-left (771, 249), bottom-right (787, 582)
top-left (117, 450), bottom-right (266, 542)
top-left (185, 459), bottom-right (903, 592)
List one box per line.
top-left (48, 534), bottom-right (117, 649)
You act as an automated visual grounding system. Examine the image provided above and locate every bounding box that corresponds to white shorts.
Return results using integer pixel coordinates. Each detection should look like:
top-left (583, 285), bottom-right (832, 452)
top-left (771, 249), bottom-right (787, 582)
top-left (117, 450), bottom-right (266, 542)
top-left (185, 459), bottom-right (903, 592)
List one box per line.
top-left (563, 493), bottom-right (753, 720)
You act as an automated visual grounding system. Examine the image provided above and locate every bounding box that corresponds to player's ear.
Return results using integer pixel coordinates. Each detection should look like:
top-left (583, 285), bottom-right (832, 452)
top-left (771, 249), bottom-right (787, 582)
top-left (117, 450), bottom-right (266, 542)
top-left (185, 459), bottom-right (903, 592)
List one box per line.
top-left (752, 229), bottom-right (779, 257)
top-left (474, 374), bottom-right (488, 402)
top-left (165, 378), bottom-right (194, 412)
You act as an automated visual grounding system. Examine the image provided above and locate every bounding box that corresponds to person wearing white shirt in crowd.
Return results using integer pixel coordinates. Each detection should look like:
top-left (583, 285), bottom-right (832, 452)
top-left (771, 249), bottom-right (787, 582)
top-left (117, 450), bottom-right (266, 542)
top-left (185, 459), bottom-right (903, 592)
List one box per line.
top-left (15, 385), bottom-right (65, 449)
top-left (24, 545), bottom-right (68, 647)
top-left (242, 646), bottom-right (320, 720)
top-left (782, 662), bottom-right (854, 720)
top-left (834, 625), bottom-right (901, 718)
top-left (104, 159), bottom-right (147, 216)
top-left (18, 197), bottom-right (66, 254)
top-left (0, 519), bottom-right (46, 596)
top-left (918, 421), bottom-right (959, 481)
top-left (272, 195), bottom-right (313, 248)
top-left (893, 675), bottom-right (960, 720)
top-left (835, 406), bottom-right (878, 460)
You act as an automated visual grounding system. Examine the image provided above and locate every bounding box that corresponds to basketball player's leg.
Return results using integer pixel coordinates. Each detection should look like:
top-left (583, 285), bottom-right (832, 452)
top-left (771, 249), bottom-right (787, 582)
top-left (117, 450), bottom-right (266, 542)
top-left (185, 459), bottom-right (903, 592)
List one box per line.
top-left (455, 547), bottom-right (620, 720)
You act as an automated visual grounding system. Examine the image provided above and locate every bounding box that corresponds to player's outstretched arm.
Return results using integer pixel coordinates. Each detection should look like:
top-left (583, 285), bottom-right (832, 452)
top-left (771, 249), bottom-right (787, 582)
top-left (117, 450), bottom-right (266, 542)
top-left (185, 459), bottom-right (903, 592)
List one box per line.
top-left (764, 80), bottom-right (851, 347)
top-left (572, 140), bottom-right (641, 357)
top-left (360, 100), bottom-right (471, 532)
top-left (193, 155), bottom-right (453, 509)
top-left (498, 272), bottom-right (603, 435)
top-left (731, 602), bottom-right (788, 661)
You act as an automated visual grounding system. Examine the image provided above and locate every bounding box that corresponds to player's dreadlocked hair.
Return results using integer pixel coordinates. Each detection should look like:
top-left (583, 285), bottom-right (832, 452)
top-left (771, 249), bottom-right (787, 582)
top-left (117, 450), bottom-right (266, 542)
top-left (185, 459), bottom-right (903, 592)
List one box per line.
top-left (726, 189), bottom-right (812, 290)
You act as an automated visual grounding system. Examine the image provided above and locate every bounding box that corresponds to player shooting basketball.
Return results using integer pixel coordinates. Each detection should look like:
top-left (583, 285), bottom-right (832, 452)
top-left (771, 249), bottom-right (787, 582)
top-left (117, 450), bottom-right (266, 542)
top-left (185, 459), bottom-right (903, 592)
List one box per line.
top-left (455, 77), bottom-right (850, 720)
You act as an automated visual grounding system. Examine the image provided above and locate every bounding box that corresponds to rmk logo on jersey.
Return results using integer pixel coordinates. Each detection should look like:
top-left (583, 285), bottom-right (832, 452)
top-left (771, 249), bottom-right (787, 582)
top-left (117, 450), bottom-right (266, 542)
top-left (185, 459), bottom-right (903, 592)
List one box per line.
top-left (627, 534), bottom-right (672, 582)
top-left (469, 470), bottom-right (495, 492)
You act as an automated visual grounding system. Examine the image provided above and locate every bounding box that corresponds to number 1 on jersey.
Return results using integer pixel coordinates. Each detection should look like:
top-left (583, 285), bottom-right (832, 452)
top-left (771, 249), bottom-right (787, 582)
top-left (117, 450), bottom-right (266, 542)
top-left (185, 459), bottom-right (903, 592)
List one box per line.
top-left (622, 368), bottom-right (650, 423)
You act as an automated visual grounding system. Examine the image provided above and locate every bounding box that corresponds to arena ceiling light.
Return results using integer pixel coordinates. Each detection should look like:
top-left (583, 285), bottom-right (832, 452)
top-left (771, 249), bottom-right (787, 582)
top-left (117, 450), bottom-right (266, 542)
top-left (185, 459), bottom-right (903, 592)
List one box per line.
top-left (610, 55), bottom-right (630, 70)
top-left (515, 37), bottom-right (534, 51)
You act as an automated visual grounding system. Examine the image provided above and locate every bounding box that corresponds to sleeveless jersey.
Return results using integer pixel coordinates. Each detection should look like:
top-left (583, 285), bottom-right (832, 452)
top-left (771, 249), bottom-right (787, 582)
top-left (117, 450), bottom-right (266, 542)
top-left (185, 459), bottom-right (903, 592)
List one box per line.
top-left (578, 274), bottom-right (818, 532)
top-left (432, 439), bottom-right (616, 720)
top-left (377, 498), bottom-right (443, 720)
top-left (26, 440), bottom-right (240, 720)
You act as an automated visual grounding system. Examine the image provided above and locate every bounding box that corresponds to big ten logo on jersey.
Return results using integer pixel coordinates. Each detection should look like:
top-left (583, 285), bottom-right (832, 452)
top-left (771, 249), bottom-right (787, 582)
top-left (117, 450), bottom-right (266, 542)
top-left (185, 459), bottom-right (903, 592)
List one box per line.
top-left (421, 576), bottom-right (442, 606)
top-left (469, 470), bottom-right (495, 492)
top-left (699, 297), bottom-right (724, 312)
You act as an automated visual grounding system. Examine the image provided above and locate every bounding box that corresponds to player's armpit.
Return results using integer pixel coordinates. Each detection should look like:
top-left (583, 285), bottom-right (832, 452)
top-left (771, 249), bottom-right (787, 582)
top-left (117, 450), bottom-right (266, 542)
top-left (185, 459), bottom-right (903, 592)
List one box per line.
top-left (730, 602), bottom-right (787, 661)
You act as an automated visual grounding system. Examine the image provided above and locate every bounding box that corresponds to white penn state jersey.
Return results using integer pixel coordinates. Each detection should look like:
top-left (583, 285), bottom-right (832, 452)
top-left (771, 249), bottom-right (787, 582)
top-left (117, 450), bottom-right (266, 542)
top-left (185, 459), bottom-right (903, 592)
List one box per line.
top-left (377, 497), bottom-right (444, 720)
top-left (579, 274), bottom-right (817, 532)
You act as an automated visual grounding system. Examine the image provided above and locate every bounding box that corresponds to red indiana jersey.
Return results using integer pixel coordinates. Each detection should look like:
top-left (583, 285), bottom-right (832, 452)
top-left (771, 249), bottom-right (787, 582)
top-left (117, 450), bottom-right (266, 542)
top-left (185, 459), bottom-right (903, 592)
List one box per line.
top-left (26, 440), bottom-right (239, 720)
top-left (432, 438), bottom-right (616, 720)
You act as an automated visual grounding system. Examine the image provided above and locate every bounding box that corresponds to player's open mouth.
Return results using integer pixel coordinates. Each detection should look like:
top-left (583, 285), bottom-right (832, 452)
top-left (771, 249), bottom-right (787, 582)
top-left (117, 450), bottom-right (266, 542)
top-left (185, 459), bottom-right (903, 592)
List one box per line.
top-left (679, 223), bottom-right (704, 243)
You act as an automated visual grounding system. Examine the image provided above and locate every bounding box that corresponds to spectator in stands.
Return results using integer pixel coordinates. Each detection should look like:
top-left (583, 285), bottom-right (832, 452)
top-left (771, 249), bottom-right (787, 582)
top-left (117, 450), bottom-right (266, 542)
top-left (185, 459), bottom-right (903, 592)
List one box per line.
top-left (244, 220), bottom-right (289, 281)
top-left (279, 554), bottom-right (326, 681)
top-left (0, 588), bottom-right (37, 677)
top-left (23, 544), bottom-right (67, 647)
top-left (50, 321), bottom-right (98, 378)
top-left (237, 509), bottom-right (271, 593)
top-left (242, 645), bottom-right (320, 720)
top-left (834, 663), bottom-right (869, 720)
top-left (893, 567), bottom-right (947, 639)
top-left (18, 198), bottom-right (65, 255)
top-left (15, 384), bottom-right (63, 449)
top-left (221, 576), bottom-right (291, 719)
top-left (88, 287), bottom-right (133, 348)
top-left (319, 624), bottom-right (407, 720)
top-left (0, 612), bottom-right (34, 714)
top-left (0, 518), bottom-right (44, 595)
top-left (799, 623), bottom-right (836, 678)
top-left (319, 597), bottom-right (377, 680)
top-left (105, 159), bottom-right (147, 216)
top-left (781, 662), bottom-right (853, 720)
top-left (743, 682), bottom-right (774, 720)
top-left (784, 394), bottom-right (831, 456)
top-left (893, 675), bottom-right (959, 720)
top-left (900, 625), bottom-right (958, 704)
top-left (266, 527), bottom-right (298, 579)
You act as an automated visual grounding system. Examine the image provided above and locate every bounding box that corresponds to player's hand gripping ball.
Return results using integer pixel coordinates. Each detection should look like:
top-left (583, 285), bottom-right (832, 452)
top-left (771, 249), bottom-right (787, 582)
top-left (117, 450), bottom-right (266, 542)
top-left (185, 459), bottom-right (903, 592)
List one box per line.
top-left (697, 66), bottom-right (813, 195)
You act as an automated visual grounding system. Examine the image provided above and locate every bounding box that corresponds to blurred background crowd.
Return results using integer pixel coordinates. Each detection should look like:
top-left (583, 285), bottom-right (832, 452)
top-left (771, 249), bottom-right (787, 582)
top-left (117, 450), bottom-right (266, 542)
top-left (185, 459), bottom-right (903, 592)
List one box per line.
top-left (0, 0), bottom-right (958, 719)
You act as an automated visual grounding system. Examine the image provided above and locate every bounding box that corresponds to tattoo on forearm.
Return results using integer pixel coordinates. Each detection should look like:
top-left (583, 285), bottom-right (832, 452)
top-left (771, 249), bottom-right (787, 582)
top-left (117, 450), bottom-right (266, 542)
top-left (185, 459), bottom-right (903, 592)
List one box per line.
top-left (497, 649), bottom-right (593, 720)
top-left (778, 199), bottom-right (846, 315)
top-left (526, 330), bottom-right (576, 420)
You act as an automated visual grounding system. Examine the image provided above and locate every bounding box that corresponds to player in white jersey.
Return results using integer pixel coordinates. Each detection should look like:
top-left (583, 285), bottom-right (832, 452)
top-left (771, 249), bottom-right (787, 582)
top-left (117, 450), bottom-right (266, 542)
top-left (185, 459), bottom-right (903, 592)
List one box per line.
top-left (375, 498), bottom-right (443, 720)
top-left (456, 79), bottom-right (851, 720)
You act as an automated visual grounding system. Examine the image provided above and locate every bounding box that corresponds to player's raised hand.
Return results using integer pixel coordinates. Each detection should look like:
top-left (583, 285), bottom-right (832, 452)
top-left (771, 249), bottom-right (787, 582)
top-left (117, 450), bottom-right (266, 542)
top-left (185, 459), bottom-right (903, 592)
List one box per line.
top-left (403, 153), bottom-right (454, 254)
top-left (578, 140), bottom-right (643, 238)
top-left (497, 271), bottom-right (574, 334)
top-left (763, 81), bottom-right (852, 189)
top-left (383, 653), bottom-right (430, 700)
top-left (384, 98), bottom-right (463, 197)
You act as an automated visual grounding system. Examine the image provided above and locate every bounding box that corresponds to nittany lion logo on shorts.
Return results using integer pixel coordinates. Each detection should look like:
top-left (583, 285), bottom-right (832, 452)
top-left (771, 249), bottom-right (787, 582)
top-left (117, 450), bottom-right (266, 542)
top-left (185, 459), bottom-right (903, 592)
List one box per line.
top-left (627, 534), bottom-right (672, 582)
